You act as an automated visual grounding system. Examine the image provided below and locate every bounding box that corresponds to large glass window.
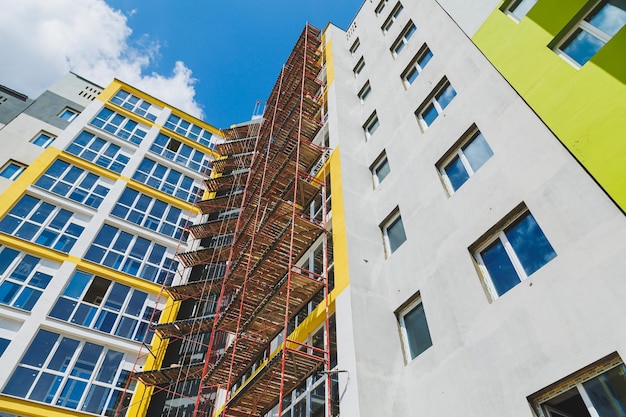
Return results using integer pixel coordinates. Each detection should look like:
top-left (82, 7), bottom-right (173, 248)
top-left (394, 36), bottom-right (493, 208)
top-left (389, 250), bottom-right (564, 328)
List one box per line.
top-left (34, 160), bottom-right (112, 208)
top-left (2, 329), bottom-right (136, 416)
top-left (111, 188), bottom-right (189, 240)
top-left (390, 21), bottom-right (416, 57)
top-left (438, 129), bottom-right (494, 193)
top-left (416, 78), bottom-right (456, 130)
top-left (398, 296), bottom-right (433, 362)
top-left (0, 246), bottom-right (58, 311)
top-left (84, 224), bottom-right (178, 285)
top-left (49, 270), bottom-right (162, 343)
top-left (474, 210), bottom-right (557, 299)
top-left (557, 0), bottom-right (626, 66)
top-left (0, 195), bottom-right (87, 253)
top-left (150, 132), bottom-right (212, 173)
top-left (65, 131), bottom-right (132, 174)
top-left (164, 114), bottom-right (214, 148)
top-left (89, 108), bottom-right (149, 145)
top-left (531, 355), bottom-right (626, 417)
top-left (132, 158), bottom-right (203, 203)
top-left (110, 89), bottom-right (160, 121)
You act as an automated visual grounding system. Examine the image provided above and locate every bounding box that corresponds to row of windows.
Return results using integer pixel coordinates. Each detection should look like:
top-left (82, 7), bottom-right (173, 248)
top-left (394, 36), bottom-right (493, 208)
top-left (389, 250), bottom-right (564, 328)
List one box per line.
top-left (132, 158), bottom-right (203, 204)
top-left (109, 89), bottom-right (160, 122)
top-left (164, 114), bottom-right (214, 148)
top-left (66, 131), bottom-right (132, 174)
top-left (90, 108), bottom-right (149, 145)
top-left (2, 329), bottom-right (136, 416)
top-left (151, 132), bottom-right (212, 173)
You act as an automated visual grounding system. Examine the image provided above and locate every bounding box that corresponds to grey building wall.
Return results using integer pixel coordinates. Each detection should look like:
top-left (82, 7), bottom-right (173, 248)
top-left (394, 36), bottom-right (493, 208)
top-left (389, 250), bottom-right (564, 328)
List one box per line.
top-left (22, 90), bottom-right (86, 130)
top-left (0, 85), bottom-right (33, 127)
top-left (328, 1), bottom-right (626, 417)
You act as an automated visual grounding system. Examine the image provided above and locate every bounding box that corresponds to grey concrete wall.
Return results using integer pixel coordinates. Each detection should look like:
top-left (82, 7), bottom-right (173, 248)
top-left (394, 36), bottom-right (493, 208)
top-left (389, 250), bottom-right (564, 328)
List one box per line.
top-left (23, 90), bottom-right (85, 130)
top-left (0, 85), bottom-right (33, 126)
top-left (329, 1), bottom-right (626, 417)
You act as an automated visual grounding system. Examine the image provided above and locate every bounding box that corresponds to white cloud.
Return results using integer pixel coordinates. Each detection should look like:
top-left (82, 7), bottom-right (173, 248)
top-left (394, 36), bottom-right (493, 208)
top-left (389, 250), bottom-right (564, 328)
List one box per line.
top-left (0, 0), bottom-right (204, 117)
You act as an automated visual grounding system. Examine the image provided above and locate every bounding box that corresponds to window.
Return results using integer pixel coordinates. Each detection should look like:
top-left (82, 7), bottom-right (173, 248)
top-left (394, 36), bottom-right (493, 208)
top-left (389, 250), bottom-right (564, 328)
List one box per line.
top-left (110, 89), bottom-right (160, 121)
top-left (363, 111), bottom-right (380, 140)
top-left (503, 0), bottom-right (537, 20)
top-left (349, 38), bottom-right (360, 55)
top-left (473, 208), bottom-right (557, 299)
top-left (65, 131), bottom-right (132, 174)
top-left (382, 2), bottom-right (404, 33)
top-left (381, 209), bottom-right (407, 255)
top-left (438, 128), bottom-right (493, 193)
top-left (2, 329), bottom-right (136, 416)
top-left (390, 21), bottom-right (416, 57)
top-left (358, 81), bottom-right (372, 103)
top-left (49, 270), bottom-right (162, 343)
top-left (84, 224), bottom-right (178, 285)
top-left (397, 295), bottom-right (433, 362)
top-left (415, 78), bottom-right (457, 130)
top-left (89, 108), bottom-right (149, 145)
top-left (371, 151), bottom-right (391, 187)
top-left (31, 132), bottom-right (56, 148)
top-left (34, 160), bottom-right (112, 209)
top-left (0, 161), bottom-right (26, 180)
top-left (58, 108), bottom-right (79, 122)
top-left (401, 44), bottom-right (433, 88)
top-left (0, 195), bottom-right (87, 253)
top-left (0, 338), bottom-right (9, 356)
top-left (111, 188), bottom-right (189, 240)
top-left (530, 354), bottom-right (626, 417)
top-left (353, 57), bottom-right (365, 77)
top-left (150, 132), bottom-right (212, 173)
top-left (0, 246), bottom-right (59, 311)
top-left (557, 0), bottom-right (626, 66)
top-left (132, 158), bottom-right (203, 203)
top-left (164, 114), bottom-right (214, 148)
top-left (375, 0), bottom-right (388, 16)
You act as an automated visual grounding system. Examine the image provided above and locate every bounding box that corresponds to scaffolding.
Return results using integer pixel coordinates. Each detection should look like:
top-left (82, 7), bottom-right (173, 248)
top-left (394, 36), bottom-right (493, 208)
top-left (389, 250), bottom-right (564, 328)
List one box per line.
top-left (132, 23), bottom-right (333, 417)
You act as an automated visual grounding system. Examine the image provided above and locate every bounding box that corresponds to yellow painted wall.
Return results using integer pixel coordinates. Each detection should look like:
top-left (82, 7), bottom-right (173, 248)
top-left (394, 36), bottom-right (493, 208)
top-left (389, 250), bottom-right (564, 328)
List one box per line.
top-left (472, 0), bottom-right (626, 210)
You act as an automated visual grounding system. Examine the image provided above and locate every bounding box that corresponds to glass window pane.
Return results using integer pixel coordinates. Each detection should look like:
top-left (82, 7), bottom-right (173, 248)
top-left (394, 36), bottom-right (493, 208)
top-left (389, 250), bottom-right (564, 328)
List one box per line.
top-left (481, 240), bottom-right (520, 296)
top-left (22, 330), bottom-right (58, 367)
top-left (3, 366), bottom-right (38, 397)
top-left (588, 1), bottom-right (626, 36)
top-left (421, 103), bottom-right (439, 126)
top-left (562, 29), bottom-right (605, 65)
top-left (30, 372), bottom-right (63, 403)
top-left (583, 364), bottom-right (626, 417)
top-left (437, 84), bottom-right (457, 109)
top-left (375, 159), bottom-right (390, 183)
top-left (82, 385), bottom-right (110, 414)
top-left (505, 213), bottom-right (556, 276)
top-left (387, 217), bottom-right (407, 253)
top-left (463, 133), bottom-right (494, 172)
top-left (444, 156), bottom-right (470, 191)
top-left (70, 343), bottom-right (103, 379)
top-left (48, 337), bottom-right (80, 372)
top-left (403, 303), bottom-right (432, 359)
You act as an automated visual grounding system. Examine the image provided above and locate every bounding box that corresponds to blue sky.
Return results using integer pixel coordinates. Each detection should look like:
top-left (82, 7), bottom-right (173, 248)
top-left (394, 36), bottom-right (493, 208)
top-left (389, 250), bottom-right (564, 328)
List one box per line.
top-left (1, 1), bottom-right (361, 128)
top-left (109, 0), bottom-right (361, 127)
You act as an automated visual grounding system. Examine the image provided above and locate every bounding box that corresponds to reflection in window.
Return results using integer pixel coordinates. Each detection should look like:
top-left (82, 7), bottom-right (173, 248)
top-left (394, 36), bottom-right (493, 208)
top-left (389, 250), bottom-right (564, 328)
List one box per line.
top-left (65, 131), bottom-right (132, 174)
top-left (49, 270), bottom-right (161, 343)
top-left (475, 210), bottom-right (556, 299)
top-left (401, 44), bottom-right (433, 88)
top-left (151, 132), bottom-right (212, 173)
top-left (90, 108), bottom-right (149, 145)
top-left (557, 0), bottom-right (626, 66)
top-left (0, 161), bottom-right (26, 180)
top-left (31, 132), bottom-right (56, 148)
top-left (2, 329), bottom-right (136, 416)
top-left (438, 129), bottom-right (494, 193)
top-left (416, 78), bottom-right (456, 130)
top-left (132, 158), bottom-right (203, 203)
top-left (110, 89), bottom-right (160, 121)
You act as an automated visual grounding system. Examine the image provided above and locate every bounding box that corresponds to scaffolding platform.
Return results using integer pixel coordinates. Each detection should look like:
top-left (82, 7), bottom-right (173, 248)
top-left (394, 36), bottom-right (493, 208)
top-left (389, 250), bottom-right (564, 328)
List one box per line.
top-left (154, 314), bottom-right (216, 338)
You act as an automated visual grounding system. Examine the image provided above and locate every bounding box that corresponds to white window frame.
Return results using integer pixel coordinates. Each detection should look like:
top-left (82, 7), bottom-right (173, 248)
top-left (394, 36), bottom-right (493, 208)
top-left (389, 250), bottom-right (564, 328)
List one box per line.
top-left (555, 0), bottom-right (626, 67)
top-left (382, 2), bottom-right (404, 34)
top-left (90, 108), bottom-right (149, 145)
top-left (349, 38), bottom-right (360, 56)
top-left (58, 108), bottom-right (79, 122)
top-left (164, 114), bottom-right (214, 147)
top-left (65, 131), bottom-right (133, 174)
top-left (401, 44), bottom-right (433, 89)
top-left (358, 81), bottom-right (372, 104)
top-left (30, 131), bottom-right (56, 148)
top-left (381, 209), bottom-right (406, 256)
top-left (415, 78), bottom-right (456, 131)
top-left (397, 295), bottom-right (432, 363)
top-left (375, 0), bottom-right (389, 16)
top-left (353, 57), bottom-right (365, 77)
top-left (0, 160), bottom-right (27, 180)
top-left (363, 111), bottom-right (380, 140)
top-left (370, 151), bottom-right (390, 187)
top-left (110, 89), bottom-right (161, 121)
top-left (390, 21), bottom-right (416, 58)
top-left (437, 128), bottom-right (493, 194)
top-left (502, 0), bottom-right (537, 21)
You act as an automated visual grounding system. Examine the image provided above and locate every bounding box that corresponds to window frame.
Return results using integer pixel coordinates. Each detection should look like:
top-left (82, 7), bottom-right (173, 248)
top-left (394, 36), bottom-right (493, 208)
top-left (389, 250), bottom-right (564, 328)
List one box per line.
top-left (65, 131), bottom-right (133, 174)
top-left (436, 127), bottom-right (494, 194)
top-left (390, 21), bottom-right (417, 58)
top-left (0, 160), bottom-right (27, 180)
top-left (358, 81), bottom-right (372, 104)
top-left (397, 294), bottom-right (433, 363)
top-left (415, 77), bottom-right (457, 131)
top-left (382, 2), bottom-right (404, 33)
top-left (89, 107), bottom-right (149, 145)
top-left (555, 0), bottom-right (626, 67)
top-left (362, 111), bottom-right (380, 140)
top-left (401, 44), bottom-right (433, 88)
top-left (132, 157), bottom-right (203, 203)
top-left (150, 132), bottom-right (212, 173)
top-left (349, 38), bottom-right (360, 56)
top-left (380, 208), bottom-right (407, 256)
top-left (370, 151), bottom-right (391, 187)
top-left (471, 206), bottom-right (557, 300)
top-left (58, 108), bottom-right (79, 122)
top-left (110, 89), bottom-right (160, 122)
top-left (375, 0), bottom-right (389, 16)
top-left (353, 57), bottom-right (365, 77)
top-left (502, 0), bottom-right (538, 21)
top-left (31, 131), bottom-right (56, 148)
